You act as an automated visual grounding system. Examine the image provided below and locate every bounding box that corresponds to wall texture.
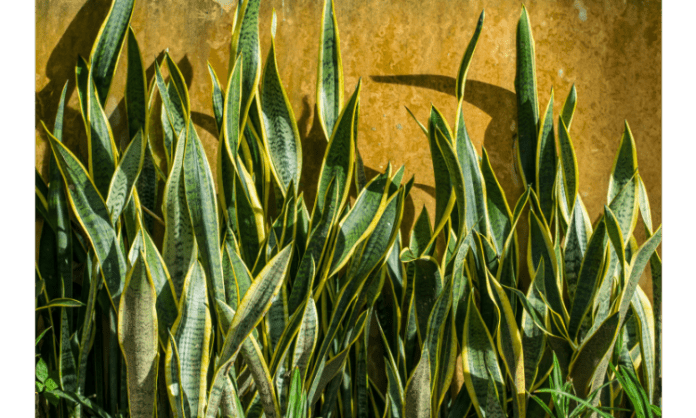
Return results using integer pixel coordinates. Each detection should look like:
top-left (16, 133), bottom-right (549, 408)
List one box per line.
top-left (36, 0), bottom-right (661, 290)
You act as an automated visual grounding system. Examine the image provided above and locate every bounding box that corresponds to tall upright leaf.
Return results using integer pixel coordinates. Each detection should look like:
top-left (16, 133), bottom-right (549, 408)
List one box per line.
top-left (317, 0), bottom-right (344, 139)
top-left (456, 10), bottom-right (484, 101)
top-left (118, 253), bottom-right (159, 418)
top-left (89, 0), bottom-right (136, 105)
top-left (262, 33), bottom-right (302, 197)
top-left (231, 0), bottom-right (262, 129)
top-left (515, 5), bottom-right (539, 187)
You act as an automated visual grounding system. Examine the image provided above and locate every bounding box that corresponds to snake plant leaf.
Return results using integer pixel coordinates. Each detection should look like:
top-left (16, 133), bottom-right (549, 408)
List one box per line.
top-left (569, 311), bottom-right (620, 398)
top-left (455, 106), bottom-right (489, 236)
top-left (183, 121), bottom-right (226, 311)
top-left (436, 126), bottom-right (467, 241)
top-left (427, 106), bottom-right (456, 236)
top-left (515, 5), bottom-right (539, 188)
top-left (117, 252), bottom-right (158, 418)
top-left (166, 260), bottom-right (211, 418)
top-left (480, 147), bottom-right (514, 253)
top-left (401, 206), bottom-right (433, 262)
top-left (462, 293), bottom-right (506, 418)
top-left (456, 10), bottom-right (484, 101)
top-left (564, 195), bottom-right (592, 302)
top-left (313, 189), bottom-right (402, 372)
top-left (166, 330), bottom-right (188, 418)
top-left (89, 0), bottom-right (135, 104)
top-left (223, 231), bottom-right (253, 310)
top-left (223, 54), bottom-right (243, 157)
top-left (561, 84), bottom-right (577, 131)
top-left (631, 287), bottom-right (655, 403)
top-left (206, 245), bottom-right (293, 417)
top-left (240, 335), bottom-right (281, 418)
top-left (618, 226), bottom-right (661, 324)
top-left (161, 98), bottom-right (175, 166)
top-left (558, 119), bottom-right (578, 218)
top-left (289, 184), bottom-right (341, 317)
top-left (165, 52), bottom-right (191, 115)
top-left (528, 210), bottom-right (566, 322)
top-left (36, 169), bottom-right (52, 227)
top-left (46, 129), bottom-right (128, 307)
top-left (608, 121), bottom-right (638, 202)
top-left (536, 90), bottom-right (557, 222)
top-left (266, 282), bottom-right (288, 352)
top-left (87, 69), bottom-right (118, 197)
top-left (423, 277), bottom-right (452, 383)
top-left (403, 349), bottom-right (431, 418)
top-left (128, 222), bottom-right (179, 348)
top-left (568, 219), bottom-right (607, 341)
top-left (48, 83), bottom-right (75, 358)
top-left (637, 174), bottom-right (653, 235)
top-left (317, 0), bottom-right (344, 139)
top-left (287, 296), bottom-right (318, 381)
top-left (125, 27), bottom-right (147, 141)
top-left (75, 55), bottom-right (90, 131)
top-left (35, 298), bottom-right (84, 311)
top-left (162, 126), bottom-right (195, 297)
top-left (608, 173), bottom-right (640, 245)
top-left (234, 153), bottom-right (266, 267)
top-left (604, 206), bottom-right (626, 277)
top-left (313, 79), bottom-right (360, 221)
top-left (226, 243), bottom-right (292, 357)
top-left (520, 260), bottom-right (548, 390)
top-left (231, 0), bottom-right (262, 129)
top-left (106, 129), bottom-right (145, 225)
top-left (75, 252), bottom-right (99, 401)
top-left (413, 256), bottom-right (443, 342)
top-left (207, 63), bottom-right (225, 134)
top-left (405, 106), bottom-right (429, 137)
top-left (286, 368), bottom-right (306, 418)
top-left (485, 272), bottom-right (526, 418)
top-left (155, 61), bottom-right (186, 142)
top-left (261, 35), bottom-right (302, 197)
top-left (385, 350), bottom-right (405, 418)
top-left (308, 338), bottom-right (357, 408)
top-left (329, 169), bottom-right (391, 275)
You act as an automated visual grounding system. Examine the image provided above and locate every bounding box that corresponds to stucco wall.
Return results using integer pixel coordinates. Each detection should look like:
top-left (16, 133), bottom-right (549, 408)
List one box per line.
top-left (36, 0), bottom-right (661, 289)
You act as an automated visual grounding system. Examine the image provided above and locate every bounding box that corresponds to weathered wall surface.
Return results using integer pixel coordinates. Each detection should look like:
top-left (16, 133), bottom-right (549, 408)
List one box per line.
top-left (36, 0), bottom-right (661, 287)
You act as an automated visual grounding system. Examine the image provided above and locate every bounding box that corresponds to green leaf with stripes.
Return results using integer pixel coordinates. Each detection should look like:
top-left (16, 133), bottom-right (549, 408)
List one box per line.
top-left (223, 55), bottom-right (243, 157)
top-left (240, 335), bottom-right (281, 418)
top-left (568, 219), bottom-right (607, 341)
top-left (313, 80), bottom-right (360, 220)
top-left (528, 210), bottom-right (566, 322)
top-left (631, 287), bottom-right (656, 403)
top-left (317, 0), bottom-right (344, 139)
top-left (162, 126), bottom-right (195, 297)
top-left (481, 147), bottom-right (513, 255)
top-left (35, 298), bottom-right (84, 311)
top-left (231, 0), bottom-right (262, 129)
top-left (403, 350), bottom-right (431, 418)
top-left (106, 129), bottom-right (145, 225)
top-left (89, 0), bottom-right (135, 105)
top-left (536, 90), bottom-right (557, 222)
top-left (165, 260), bottom-right (212, 418)
top-left (486, 271), bottom-right (526, 418)
top-left (118, 252), bottom-right (159, 418)
top-left (608, 121), bottom-right (638, 203)
top-left (564, 196), bottom-right (592, 303)
top-left (561, 84), bottom-right (577, 131)
top-left (125, 27), bottom-right (147, 141)
top-left (207, 63), bottom-right (225, 135)
top-left (456, 10), bottom-right (484, 101)
top-left (456, 105), bottom-right (489, 238)
top-left (46, 129), bottom-right (128, 307)
top-left (87, 69), bottom-right (118, 197)
top-left (461, 293), bottom-right (506, 418)
top-left (262, 34), bottom-right (302, 196)
top-left (427, 106), bottom-right (456, 237)
top-left (569, 311), bottom-right (620, 398)
top-left (515, 5), bottom-right (539, 187)
top-left (183, 121), bottom-right (226, 311)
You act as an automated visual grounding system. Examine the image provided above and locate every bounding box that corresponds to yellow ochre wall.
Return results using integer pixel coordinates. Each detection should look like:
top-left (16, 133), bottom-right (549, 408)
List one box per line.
top-left (36, 0), bottom-right (661, 289)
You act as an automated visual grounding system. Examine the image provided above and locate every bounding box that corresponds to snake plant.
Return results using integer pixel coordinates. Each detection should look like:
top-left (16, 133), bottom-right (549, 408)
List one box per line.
top-left (35, 1), bottom-right (660, 417)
